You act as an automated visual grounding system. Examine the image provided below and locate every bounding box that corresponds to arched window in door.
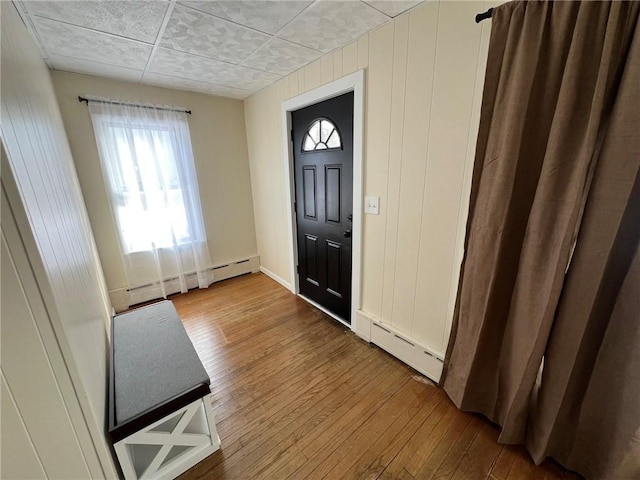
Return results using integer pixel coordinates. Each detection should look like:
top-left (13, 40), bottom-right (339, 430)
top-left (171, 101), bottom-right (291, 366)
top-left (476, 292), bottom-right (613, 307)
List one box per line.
top-left (302, 118), bottom-right (342, 152)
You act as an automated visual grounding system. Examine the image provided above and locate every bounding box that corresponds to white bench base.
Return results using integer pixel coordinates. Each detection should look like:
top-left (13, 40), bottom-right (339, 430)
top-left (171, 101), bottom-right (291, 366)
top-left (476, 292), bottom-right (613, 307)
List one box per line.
top-left (114, 396), bottom-right (220, 480)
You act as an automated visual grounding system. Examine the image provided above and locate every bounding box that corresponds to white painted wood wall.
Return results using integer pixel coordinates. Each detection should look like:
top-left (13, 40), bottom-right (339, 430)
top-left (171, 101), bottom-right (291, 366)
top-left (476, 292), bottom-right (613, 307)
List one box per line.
top-left (245, 1), bottom-right (500, 360)
top-left (1, 3), bottom-right (117, 477)
top-left (1, 180), bottom-right (97, 478)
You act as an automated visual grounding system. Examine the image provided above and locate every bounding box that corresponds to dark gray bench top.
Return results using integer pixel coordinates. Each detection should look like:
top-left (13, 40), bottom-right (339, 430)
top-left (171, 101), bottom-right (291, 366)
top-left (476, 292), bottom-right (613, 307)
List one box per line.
top-left (109, 300), bottom-right (210, 441)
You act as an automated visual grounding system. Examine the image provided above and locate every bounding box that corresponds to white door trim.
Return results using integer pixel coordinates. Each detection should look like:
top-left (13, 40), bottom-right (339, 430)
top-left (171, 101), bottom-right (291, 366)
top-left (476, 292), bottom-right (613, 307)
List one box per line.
top-left (281, 69), bottom-right (365, 331)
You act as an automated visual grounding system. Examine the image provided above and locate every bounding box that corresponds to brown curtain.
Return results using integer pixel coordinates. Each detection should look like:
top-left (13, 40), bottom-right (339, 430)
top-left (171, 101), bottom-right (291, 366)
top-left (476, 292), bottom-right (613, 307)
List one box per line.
top-left (442, 1), bottom-right (640, 478)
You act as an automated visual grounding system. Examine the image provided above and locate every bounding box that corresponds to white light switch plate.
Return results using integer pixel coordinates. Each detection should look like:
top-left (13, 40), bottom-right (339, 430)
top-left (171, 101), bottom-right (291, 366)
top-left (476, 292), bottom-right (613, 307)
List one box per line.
top-left (364, 196), bottom-right (380, 215)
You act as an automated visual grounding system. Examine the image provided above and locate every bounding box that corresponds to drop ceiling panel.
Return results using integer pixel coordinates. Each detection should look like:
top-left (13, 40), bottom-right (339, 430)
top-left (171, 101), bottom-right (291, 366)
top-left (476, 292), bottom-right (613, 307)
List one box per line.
top-left (18, 0), bottom-right (424, 99)
top-left (33, 16), bottom-right (152, 70)
top-left (364, 1), bottom-right (423, 18)
top-left (149, 47), bottom-right (280, 91)
top-left (243, 38), bottom-right (322, 76)
top-left (143, 72), bottom-right (215, 95)
top-left (144, 72), bottom-right (211, 93)
top-left (161, 4), bottom-right (270, 62)
top-left (26, 1), bottom-right (168, 43)
top-left (181, 1), bottom-right (313, 35)
top-left (278, 1), bottom-right (389, 53)
top-left (50, 55), bottom-right (144, 83)
top-left (206, 85), bottom-right (252, 99)
top-left (143, 71), bottom-right (251, 99)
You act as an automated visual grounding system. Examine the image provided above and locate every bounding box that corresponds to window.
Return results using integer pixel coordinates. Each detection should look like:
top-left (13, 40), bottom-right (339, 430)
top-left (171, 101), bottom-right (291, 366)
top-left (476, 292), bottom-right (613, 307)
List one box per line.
top-left (107, 121), bottom-right (193, 253)
top-left (302, 118), bottom-right (341, 151)
top-left (88, 101), bottom-right (209, 256)
top-left (88, 100), bottom-right (212, 302)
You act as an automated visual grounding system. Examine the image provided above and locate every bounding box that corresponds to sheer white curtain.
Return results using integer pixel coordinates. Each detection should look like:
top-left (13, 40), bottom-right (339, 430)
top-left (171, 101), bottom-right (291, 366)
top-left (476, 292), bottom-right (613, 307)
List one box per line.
top-left (88, 99), bottom-right (212, 305)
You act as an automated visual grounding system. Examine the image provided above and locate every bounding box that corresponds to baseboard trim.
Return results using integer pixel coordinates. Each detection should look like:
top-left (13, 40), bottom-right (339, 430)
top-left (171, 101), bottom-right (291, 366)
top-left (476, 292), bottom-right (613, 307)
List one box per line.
top-left (259, 266), bottom-right (293, 291)
top-left (354, 310), bottom-right (372, 341)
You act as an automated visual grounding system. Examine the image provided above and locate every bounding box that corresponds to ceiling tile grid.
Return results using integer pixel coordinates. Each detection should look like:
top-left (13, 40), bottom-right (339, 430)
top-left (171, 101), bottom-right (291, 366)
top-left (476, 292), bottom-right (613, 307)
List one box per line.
top-left (242, 37), bottom-right (322, 76)
top-left (278, 1), bottom-right (389, 53)
top-left (181, 1), bottom-right (313, 35)
top-left (32, 16), bottom-right (154, 70)
top-left (26, 1), bottom-right (169, 43)
top-left (161, 4), bottom-right (270, 62)
top-left (149, 47), bottom-right (281, 91)
top-left (364, 1), bottom-right (422, 18)
top-left (16, 0), bottom-right (423, 99)
top-left (49, 55), bottom-right (145, 84)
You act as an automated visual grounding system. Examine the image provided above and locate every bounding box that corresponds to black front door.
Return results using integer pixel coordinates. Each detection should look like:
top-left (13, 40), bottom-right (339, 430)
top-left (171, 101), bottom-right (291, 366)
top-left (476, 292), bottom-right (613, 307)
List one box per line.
top-left (292, 92), bottom-right (354, 323)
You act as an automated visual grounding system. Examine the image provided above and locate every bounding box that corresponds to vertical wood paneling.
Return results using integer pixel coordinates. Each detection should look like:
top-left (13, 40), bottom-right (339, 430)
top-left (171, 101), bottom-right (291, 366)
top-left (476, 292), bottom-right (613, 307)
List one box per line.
top-left (321, 55), bottom-right (334, 85)
top-left (265, 84), bottom-right (281, 273)
top-left (0, 374), bottom-right (47, 479)
top-left (381, 13), bottom-right (410, 325)
top-left (305, 58), bottom-right (323, 91)
top-left (358, 35), bottom-right (369, 70)
top-left (413, 1), bottom-right (484, 348)
top-left (442, 0), bottom-right (500, 345)
top-left (391, 3), bottom-right (439, 334)
top-left (282, 73), bottom-right (290, 99)
top-left (342, 41), bottom-right (358, 75)
top-left (244, 1), bottom-right (500, 355)
top-left (360, 23), bottom-right (394, 317)
top-left (298, 68), bottom-right (306, 93)
top-left (245, 90), bottom-right (278, 277)
top-left (1, 231), bottom-right (91, 479)
top-left (333, 49), bottom-right (344, 79)
top-left (289, 71), bottom-right (300, 98)
top-left (273, 81), bottom-right (290, 275)
top-left (249, 80), bottom-right (289, 284)
top-left (1, 4), bottom-right (116, 476)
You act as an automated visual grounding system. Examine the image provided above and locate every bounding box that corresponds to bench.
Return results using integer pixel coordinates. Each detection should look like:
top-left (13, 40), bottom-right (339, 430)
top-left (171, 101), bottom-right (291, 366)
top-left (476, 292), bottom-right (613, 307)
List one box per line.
top-left (109, 301), bottom-right (220, 479)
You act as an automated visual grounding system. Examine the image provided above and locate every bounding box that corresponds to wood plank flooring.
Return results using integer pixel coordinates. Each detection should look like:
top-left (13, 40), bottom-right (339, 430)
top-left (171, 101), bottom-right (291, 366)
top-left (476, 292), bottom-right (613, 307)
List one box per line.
top-left (170, 273), bottom-right (579, 480)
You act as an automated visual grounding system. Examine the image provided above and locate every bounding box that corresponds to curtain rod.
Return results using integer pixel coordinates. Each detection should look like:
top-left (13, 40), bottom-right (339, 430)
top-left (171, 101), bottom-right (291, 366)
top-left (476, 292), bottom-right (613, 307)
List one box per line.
top-left (476, 7), bottom-right (493, 23)
top-left (77, 96), bottom-right (192, 115)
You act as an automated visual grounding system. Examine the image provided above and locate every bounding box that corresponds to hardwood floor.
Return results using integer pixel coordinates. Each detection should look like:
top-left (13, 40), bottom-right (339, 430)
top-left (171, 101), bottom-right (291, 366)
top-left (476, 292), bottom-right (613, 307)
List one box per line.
top-left (172, 273), bottom-right (579, 480)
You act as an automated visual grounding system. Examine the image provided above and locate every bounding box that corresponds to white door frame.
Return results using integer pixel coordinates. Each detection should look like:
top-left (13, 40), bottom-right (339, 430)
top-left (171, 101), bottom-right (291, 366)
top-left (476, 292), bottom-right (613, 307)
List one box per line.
top-left (281, 70), bottom-right (365, 331)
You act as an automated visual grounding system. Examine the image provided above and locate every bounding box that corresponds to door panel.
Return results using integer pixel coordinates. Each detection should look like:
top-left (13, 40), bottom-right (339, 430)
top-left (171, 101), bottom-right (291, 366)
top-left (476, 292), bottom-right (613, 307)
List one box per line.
top-left (325, 165), bottom-right (341, 224)
top-left (304, 234), bottom-right (319, 286)
top-left (303, 167), bottom-right (317, 219)
top-left (292, 92), bottom-right (354, 323)
top-left (326, 240), bottom-right (342, 297)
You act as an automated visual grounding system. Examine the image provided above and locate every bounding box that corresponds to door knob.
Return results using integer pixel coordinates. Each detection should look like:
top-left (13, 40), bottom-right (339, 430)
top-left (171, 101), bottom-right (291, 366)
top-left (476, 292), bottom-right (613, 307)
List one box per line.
top-left (344, 230), bottom-right (351, 238)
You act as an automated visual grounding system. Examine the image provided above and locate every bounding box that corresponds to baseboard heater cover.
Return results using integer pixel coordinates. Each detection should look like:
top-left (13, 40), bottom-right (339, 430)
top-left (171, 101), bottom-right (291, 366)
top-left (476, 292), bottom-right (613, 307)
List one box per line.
top-left (356, 310), bottom-right (444, 383)
top-left (109, 255), bottom-right (260, 311)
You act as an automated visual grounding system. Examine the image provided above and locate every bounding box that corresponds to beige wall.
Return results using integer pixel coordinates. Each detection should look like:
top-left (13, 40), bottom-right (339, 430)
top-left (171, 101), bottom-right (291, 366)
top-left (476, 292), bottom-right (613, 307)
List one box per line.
top-left (1, 3), bottom-right (116, 476)
top-left (245, 1), bottom-right (498, 356)
top-left (52, 71), bottom-right (258, 298)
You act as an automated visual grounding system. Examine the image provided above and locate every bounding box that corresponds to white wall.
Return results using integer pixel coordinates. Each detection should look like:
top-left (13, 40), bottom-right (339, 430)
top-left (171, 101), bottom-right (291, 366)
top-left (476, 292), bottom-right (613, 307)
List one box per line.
top-left (1, 3), bottom-right (117, 477)
top-left (2, 183), bottom-right (94, 479)
top-left (245, 1), bottom-right (498, 356)
top-left (1, 375), bottom-right (47, 479)
top-left (51, 72), bottom-right (258, 309)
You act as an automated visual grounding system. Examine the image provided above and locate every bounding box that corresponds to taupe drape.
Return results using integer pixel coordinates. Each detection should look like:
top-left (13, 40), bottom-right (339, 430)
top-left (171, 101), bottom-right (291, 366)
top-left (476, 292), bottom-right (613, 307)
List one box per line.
top-left (442, 1), bottom-right (639, 478)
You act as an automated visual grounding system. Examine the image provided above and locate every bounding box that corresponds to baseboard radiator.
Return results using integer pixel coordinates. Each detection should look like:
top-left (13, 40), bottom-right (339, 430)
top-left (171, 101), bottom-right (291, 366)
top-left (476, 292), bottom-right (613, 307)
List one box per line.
top-left (109, 255), bottom-right (260, 312)
top-left (354, 310), bottom-right (444, 383)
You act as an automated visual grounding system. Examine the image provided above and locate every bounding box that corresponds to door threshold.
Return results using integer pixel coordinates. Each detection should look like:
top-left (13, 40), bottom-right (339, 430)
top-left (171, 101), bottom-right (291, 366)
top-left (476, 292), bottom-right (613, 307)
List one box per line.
top-left (298, 294), bottom-right (351, 328)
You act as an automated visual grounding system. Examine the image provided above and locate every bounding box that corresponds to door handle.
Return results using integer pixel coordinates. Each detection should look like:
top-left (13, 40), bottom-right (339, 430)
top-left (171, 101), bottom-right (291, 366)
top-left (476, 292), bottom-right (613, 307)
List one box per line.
top-left (344, 230), bottom-right (351, 238)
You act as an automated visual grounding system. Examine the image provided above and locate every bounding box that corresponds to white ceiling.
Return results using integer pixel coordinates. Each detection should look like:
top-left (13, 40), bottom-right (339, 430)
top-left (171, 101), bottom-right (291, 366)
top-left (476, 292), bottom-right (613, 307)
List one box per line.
top-left (15, 0), bottom-right (423, 99)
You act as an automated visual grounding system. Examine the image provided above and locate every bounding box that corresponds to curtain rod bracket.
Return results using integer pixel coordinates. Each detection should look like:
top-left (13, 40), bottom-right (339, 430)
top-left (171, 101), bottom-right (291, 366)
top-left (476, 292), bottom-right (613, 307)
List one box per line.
top-left (77, 96), bottom-right (191, 115)
top-left (475, 7), bottom-right (493, 23)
